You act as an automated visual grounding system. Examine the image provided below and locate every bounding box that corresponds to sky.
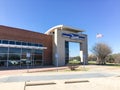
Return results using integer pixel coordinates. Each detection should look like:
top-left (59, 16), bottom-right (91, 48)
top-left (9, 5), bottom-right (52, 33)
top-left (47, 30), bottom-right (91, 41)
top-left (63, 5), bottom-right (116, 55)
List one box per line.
top-left (0, 0), bottom-right (120, 55)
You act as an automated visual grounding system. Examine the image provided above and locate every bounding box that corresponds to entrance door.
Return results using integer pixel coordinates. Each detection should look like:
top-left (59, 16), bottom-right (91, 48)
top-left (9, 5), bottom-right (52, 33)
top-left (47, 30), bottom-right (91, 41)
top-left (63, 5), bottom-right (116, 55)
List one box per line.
top-left (65, 41), bottom-right (69, 64)
top-left (65, 41), bottom-right (80, 64)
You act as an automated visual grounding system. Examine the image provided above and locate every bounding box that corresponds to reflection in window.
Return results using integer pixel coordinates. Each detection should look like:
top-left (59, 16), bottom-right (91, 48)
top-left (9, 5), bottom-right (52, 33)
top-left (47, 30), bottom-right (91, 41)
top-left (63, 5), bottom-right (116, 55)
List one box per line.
top-left (22, 42), bottom-right (27, 46)
top-left (28, 43), bottom-right (32, 46)
top-left (9, 54), bottom-right (20, 60)
top-left (0, 61), bottom-right (7, 66)
top-left (2, 40), bottom-right (8, 44)
top-left (9, 41), bottom-right (15, 45)
top-left (0, 54), bottom-right (7, 60)
top-left (0, 47), bottom-right (8, 53)
top-left (16, 41), bottom-right (21, 45)
top-left (34, 50), bottom-right (43, 54)
top-left (9, 48), bottom-right (21, 53)
top-left (34, 60), bottom-right (42, 65)
top-left (8, 60), bottom-right (20, 66)
top-left (34, 54), bottom-right (42, 60)
top-left (22, 49), bottom-right (32, 54)
top-left (0, 40), bottom-right (43, 47)
top-left (0, 45), bottom-right (43, 67)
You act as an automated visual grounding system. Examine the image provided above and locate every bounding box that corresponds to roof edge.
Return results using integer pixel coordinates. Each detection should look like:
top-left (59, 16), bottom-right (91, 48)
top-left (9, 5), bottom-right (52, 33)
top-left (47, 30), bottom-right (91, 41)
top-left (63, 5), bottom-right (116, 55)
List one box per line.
top-left (45, 25), bottom-right (84, 34)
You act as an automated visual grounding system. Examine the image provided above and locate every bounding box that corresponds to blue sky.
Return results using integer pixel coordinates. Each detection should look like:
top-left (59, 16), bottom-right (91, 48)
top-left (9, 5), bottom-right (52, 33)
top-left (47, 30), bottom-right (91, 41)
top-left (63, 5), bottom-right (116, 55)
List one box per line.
top-left (0, 0), bottom-right (120, 54)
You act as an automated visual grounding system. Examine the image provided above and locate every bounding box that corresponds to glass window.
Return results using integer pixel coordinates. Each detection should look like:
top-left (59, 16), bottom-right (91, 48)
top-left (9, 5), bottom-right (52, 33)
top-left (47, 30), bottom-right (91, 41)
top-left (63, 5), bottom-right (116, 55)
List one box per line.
top-left (0, 54), bottom-right (7, 60)
top-left (38, 44), bottom-right (43, 47)
top-left (16, 41), bottom-right (21, 45)
top-left (31, 43), bottom-right (41, 47)
top-left (34, 44), bottom-right (38, 47)
top-left (34, 60), bottom-right (42, 65)
top-left (34, 54), bottom-right (42, 60)
top-left (21, 54), bottom-right (27, 60)
top-left (9, 41), bottom-right (15, 45)
top-left (28, 43), bottom-right (32, 46)
top-left (31, 43), bottom-right (36, 46)
top-left (9, 54), bottom-right (20, 60)
top-left (9, 48), bottom-right (21, 53)
top-left (0, 61), bottom-right (7, 66)
top-left (21, 54), bottom-right (32, 60)
top-left (22, 48), bottom-right (31, 54)
top-left (0, 47), bottom-right (8, 53)
top-left (2, 40), bottom-right (8, 44)
top-left (8, 60), bottom-right (20, 66)
top-left (22, 42), bottom-right (27, 46)
top-left (34, 50), bottom-right (43, 54)
top-left (0, 40), bottom-right (2, 44)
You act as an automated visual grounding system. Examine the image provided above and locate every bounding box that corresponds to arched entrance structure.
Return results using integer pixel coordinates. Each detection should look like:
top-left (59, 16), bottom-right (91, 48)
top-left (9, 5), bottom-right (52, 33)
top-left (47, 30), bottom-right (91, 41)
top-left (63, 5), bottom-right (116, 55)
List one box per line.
top-left (45, 25), bottom-right (88, 66)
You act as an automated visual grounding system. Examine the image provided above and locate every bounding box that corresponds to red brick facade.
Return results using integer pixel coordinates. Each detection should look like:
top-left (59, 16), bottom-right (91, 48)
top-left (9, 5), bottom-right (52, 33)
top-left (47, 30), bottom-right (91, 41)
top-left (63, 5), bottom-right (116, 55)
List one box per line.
top-left (0, 25), bottom-right (52, 65)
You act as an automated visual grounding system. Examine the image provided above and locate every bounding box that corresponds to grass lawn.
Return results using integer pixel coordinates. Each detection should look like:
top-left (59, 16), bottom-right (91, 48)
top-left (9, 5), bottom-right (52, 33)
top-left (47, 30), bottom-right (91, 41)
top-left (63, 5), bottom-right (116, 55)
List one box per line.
top-left (88, 61), bottom-right (97, 65)
top-left (88, 61), bottom-right (120, 67)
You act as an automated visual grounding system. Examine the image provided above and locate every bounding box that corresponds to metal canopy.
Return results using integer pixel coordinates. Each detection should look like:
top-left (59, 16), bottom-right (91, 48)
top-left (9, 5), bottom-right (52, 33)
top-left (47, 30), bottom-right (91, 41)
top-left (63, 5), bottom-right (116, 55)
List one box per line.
top-left (0, 44), bottom-right (47, 49)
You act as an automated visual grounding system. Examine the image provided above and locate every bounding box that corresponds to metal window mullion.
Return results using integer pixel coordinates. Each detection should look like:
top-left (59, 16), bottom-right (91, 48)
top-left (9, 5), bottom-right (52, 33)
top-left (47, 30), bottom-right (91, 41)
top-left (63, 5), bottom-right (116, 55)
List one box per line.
top-left (7, 47), bottom-right (9, 67)
top-left (32, 49), bottom-right (34, 66)
top-left (42, 50), bottom-right (44, 66)
top-left (32, 49), bottom-right (34, 67)
top-left (20, 47), bottom-right (22, 68)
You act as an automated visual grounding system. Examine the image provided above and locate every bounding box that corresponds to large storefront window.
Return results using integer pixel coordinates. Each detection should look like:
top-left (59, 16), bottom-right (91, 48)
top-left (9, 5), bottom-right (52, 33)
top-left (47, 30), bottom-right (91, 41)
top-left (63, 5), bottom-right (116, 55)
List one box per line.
top-left (0, 40), bottom-right (43, 67)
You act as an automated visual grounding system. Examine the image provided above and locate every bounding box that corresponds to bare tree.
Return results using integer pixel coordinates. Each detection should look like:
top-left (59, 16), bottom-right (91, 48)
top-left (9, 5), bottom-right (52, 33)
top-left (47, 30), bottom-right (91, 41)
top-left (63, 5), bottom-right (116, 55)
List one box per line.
top-left (88, 54), bottom-right (97, 61)
top-left (106, 55), bottom-right (115, 63)
top-left (92, 43), bottom-right (112, 65)
top-left (112, 53), bottom-right (120, 64)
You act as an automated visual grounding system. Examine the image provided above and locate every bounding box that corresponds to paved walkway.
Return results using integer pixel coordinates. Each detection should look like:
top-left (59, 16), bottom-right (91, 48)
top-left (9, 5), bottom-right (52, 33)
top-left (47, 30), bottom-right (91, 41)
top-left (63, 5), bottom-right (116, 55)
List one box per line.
top-left (0, 65), bottom-right (120, 76)
top-left (25, 77), bottom-right (120, 90)
top-left (0, 76), bottom-right (120, 90)
top-left (0, 66), bottom-right (67, 76)
top-left (0, 65), bottom-right (120, 90)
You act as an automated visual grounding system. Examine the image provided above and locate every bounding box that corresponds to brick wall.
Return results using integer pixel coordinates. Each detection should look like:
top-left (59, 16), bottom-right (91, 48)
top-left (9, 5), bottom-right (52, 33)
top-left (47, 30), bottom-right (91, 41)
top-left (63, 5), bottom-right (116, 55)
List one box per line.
top-left (0, 25), bottom-right (52, 65)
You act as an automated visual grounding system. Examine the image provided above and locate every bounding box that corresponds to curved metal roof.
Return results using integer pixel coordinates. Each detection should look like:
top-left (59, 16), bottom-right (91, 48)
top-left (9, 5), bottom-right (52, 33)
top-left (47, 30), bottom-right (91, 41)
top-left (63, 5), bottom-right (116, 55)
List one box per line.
top-left (45, 25), bottom-right (84, 34)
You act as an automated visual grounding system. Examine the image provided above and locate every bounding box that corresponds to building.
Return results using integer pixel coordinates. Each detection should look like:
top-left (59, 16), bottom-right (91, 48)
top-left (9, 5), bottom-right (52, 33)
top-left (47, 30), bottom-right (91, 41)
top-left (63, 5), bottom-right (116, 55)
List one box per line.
top-left (45, 25), bottom-right (88, 66)
top-left (0, 25), bottom-right (88, 68)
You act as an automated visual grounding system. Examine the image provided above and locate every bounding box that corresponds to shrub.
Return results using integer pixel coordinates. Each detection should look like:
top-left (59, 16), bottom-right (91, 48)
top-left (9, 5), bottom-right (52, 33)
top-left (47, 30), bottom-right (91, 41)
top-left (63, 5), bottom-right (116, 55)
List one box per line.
top-left (67, 59), bottom-right (80, 71)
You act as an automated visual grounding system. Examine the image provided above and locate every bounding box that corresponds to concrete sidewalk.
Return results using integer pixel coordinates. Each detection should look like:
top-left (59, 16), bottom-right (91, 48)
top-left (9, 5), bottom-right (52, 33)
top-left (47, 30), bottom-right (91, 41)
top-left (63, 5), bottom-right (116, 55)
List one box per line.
top-left (25, 77), bottom-right (120, 90)
top-left (0, 77), bottom-right (120, 90)
top-left (0, 65), bottom-right (120, 90)
top-left (0, 66), bottom-right (68, 76)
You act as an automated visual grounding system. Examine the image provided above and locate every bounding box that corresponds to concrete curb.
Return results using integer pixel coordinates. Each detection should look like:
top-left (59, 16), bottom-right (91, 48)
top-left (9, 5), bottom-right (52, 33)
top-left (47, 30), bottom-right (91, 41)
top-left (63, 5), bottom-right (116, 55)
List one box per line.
top-left (25, 81), bottom-right (56, 86)
top-left (65, 80), bottom-right (89, 84)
